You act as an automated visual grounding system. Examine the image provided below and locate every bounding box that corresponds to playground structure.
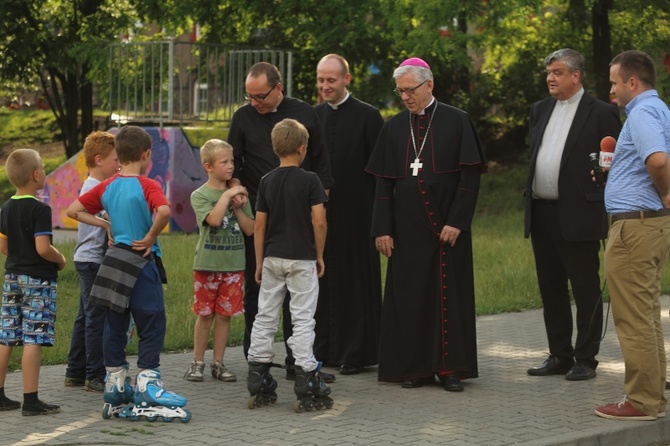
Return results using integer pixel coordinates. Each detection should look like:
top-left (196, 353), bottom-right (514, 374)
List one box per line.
top-left (41, 126), bottom-right (203, 232)
top-left (42, 42), bottom-right (292, 232)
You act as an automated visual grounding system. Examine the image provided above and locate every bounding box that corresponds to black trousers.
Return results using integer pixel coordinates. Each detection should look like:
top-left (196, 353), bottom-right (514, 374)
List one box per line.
top-left (530, 200), bottom-right (603, 369)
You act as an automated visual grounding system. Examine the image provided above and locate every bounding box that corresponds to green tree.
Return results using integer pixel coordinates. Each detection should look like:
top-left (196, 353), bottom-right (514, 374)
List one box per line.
top-left (471, 0), bottom-right (670, 160)
top-left (4, 0), bottom-right (669, 162)
top-left (0, 0), bottom-right (137, 157)
top-left (567, 0), bottom-right (670, 102)
top-left (133, 0), bottom-right (393, 105)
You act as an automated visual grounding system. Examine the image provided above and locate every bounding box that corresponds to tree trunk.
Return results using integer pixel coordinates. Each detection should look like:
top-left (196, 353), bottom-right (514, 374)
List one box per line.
top-left (41, 72), bottom-right (68, 155)
top-left (42, 64), bottom-right (94, 159)
top-left (591, 0), bottom-right (613, 103)
top-left (457, 9), bottom-right (470, 94)
top-left (80, 63), bottom-right (94, 148)
top-left (63, 70), bottom-right (81, 159)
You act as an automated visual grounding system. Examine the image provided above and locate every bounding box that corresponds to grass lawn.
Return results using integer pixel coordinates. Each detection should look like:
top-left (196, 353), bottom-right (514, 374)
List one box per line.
top-left (3, 141), bottom-right (670, 369)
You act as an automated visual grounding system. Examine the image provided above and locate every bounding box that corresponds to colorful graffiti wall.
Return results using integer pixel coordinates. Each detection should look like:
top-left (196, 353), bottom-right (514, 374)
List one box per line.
top-left (41, 127), bottom-right (205, 233)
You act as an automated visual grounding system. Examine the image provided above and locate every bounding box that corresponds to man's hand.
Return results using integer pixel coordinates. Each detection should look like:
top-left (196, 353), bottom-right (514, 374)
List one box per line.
top-left (646, 152), bottom-right (670, 207)
top-left (440, 225), bottom-right (461, 247)
top-left (375, 235), bottom-right (394, 257)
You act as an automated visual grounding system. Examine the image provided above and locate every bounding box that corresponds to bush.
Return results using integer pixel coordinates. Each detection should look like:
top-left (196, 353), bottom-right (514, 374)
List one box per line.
top-left (0, 109), bottom-right (59, 147)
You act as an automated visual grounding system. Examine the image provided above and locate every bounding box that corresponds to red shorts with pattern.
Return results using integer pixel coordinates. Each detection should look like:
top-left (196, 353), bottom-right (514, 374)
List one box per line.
top-left (192, 271), bottom-right (244, 317)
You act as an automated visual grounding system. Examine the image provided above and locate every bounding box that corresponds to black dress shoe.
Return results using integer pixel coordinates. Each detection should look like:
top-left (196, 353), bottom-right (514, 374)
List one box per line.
top-left (527, 356), bottom-right (574, 376)
top-left (339, 364), bottom-right (362, 375)
top-left (318, 371), bottom-right (336, 383)
top-left (565, 362), bottom-right (596, 381)
top-left (286, 365), bottom-right (295, 381)
top-left (439, 375), bottom-right (464, 392)
top-left (401, 376), bottom-right (434, 388)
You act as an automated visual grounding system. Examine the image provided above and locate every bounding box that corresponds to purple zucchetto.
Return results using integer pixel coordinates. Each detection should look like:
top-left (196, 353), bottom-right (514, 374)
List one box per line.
top-left (398, 57), bottom-right (431, 70)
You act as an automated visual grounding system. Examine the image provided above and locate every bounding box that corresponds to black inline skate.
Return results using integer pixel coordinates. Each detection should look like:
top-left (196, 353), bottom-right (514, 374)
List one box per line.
top-left (293, 363), bottom-right (334, 413)
top-left (247, 361), bottom-right (278, 409)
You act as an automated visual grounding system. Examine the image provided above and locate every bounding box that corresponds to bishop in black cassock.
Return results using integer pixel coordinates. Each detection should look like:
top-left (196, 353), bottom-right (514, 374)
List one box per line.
top-left (365, 57), bottom-right (486, 391)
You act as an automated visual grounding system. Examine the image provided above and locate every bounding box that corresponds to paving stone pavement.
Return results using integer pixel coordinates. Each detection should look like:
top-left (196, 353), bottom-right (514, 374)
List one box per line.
top-left (3, 297), bottom-right (670, 446)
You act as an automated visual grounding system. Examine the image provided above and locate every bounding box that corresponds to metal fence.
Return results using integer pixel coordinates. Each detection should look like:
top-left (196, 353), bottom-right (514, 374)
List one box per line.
top-left (108, 42), bottom-right (292, 125)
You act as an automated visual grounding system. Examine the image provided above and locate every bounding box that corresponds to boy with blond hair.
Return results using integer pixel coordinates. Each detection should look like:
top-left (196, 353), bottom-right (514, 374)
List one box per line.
top-left (65, 131), bottom-right (120, 392)
top-left (184, 139), bottom-right (254, 383)
top-left (0, 148), bottom-right (67, 415)
top-left (246, 118), bottom-right (332, 412)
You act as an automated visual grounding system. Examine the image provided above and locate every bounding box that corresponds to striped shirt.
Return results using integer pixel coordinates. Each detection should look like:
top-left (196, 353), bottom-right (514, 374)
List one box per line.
top-left (604, 89), bottom-right (670, 214)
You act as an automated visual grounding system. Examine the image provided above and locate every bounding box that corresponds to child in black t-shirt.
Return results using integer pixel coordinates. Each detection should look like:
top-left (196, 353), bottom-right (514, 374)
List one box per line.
top-left (0, 149), bottom-right (67, 415)
top-left (246, 118), bottom-right (333, 412)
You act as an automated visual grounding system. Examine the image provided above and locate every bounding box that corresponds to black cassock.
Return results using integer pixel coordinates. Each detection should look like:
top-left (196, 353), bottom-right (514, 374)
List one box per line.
top-left (313, 96), bottom-right (383, 367)
top-left (365, 100), bottom-right (486, 382)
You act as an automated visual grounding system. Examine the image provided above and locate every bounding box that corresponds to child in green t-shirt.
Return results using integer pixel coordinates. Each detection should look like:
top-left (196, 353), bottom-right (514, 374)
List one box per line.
top-left (184, 140), bottom-right (254, 383)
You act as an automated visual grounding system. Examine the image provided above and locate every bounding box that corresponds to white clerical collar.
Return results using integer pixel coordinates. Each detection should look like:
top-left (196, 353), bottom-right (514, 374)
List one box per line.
top-left (558, 87), bottom-right (584, 106)
top-left (269, 94), bottom-right (285, 113)
top-left (327, 92), bottom-right (350, 110)
top-left (417, 97), bottom-right (436, 115)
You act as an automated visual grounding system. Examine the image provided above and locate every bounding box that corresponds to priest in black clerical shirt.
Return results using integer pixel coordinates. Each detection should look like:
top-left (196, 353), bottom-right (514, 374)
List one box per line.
top-left (227, 62), bottom-right (335, 383)
top-left (313, 54), bottom-right (383, 376)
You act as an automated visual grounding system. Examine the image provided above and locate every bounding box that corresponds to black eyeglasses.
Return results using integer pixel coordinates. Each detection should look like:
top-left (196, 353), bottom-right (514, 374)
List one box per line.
top-left (244, 85), bottom-right (276, 102)
top-left (394, 80), bottom-right (428, 97)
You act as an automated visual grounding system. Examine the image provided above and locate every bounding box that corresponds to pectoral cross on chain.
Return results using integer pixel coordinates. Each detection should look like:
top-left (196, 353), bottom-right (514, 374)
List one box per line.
top-left (410, 158), bottom-right (423, 176)
top-left (409, 107), bottom-right (436, 178)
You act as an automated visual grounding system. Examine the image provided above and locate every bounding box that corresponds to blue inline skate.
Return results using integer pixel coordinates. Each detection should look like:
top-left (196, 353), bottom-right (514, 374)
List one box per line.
top-left (247, 361), bottom-right (278, 409)
top-left (293, 363), bottom-right (333, 413)
top-left (118, 369), bottom-right (191, 423)
top-left (101, 366), bottom-right (135, 419)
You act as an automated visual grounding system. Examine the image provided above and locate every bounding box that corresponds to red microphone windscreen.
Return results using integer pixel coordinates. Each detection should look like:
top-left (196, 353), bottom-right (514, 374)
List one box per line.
top-left (600, 136), bottom-right (616, 153)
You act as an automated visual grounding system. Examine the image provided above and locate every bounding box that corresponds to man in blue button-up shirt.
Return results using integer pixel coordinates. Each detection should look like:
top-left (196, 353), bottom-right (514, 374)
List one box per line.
top-left (595, 50), bottom-right (670, 422)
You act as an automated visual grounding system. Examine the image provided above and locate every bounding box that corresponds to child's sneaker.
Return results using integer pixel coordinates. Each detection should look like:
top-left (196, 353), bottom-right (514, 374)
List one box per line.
top-left (84, 377), bottom-right (104, 392)
top-left (211, 361), bottom-right (237, 382)
top-left (184, 360), bottom-right (205, 382)
top-left (22, 399), bottom-right (61, 416)
top-left (63, 376), bottom-right (85, 387)
top-left (0, 396), bottom-right (21, 411)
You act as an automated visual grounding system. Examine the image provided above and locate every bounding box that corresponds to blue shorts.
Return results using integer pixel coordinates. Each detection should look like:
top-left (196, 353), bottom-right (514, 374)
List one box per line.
top-left (0, 273), bottom-right (57, 347)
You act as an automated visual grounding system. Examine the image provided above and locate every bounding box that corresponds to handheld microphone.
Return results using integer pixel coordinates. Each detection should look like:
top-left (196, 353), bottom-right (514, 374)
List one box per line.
top-left (599, 136), bottom-right (616, 168)
top-left (590, 153), bottom-right (607, 190)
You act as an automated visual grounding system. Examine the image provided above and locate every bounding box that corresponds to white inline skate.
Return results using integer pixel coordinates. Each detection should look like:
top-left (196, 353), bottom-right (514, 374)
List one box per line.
top-left (118, 369), bottom-right (191, 423)
top-left (101, 366), bottom-right (135, 419)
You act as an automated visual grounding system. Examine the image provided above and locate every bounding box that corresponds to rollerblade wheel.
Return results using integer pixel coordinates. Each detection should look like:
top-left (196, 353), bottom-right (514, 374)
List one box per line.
top-left (325, 398), bottom-right (334, 409)
top-left (248, 396), bottom-right (257, 410)
top-left (162, 417), bottom-right (174, 422)
top-left (101, 405), bottom-right (111, 420)
top-left (146, 416), bottom-right (158, 422)
top-left (293, 400), bottom-right (304, 413)
top-left (179, 410), bottom-right (192, 423)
